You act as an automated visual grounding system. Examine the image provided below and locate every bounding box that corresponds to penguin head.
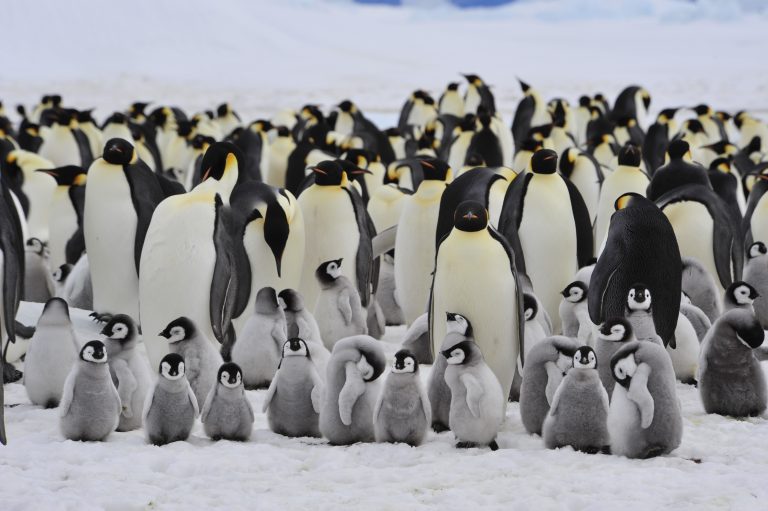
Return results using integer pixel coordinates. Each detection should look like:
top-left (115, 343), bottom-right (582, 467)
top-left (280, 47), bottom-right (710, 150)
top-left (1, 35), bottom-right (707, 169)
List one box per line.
top-left (51, 264), bottom-right (72, 284)
top-left (453, 200), bottom-right (488, 232)
top-left (446, 312), bottom-right (473, 337)
top-left (25, 237), bottom-right (45, 256)
top-left (693, 104), bottom-right (711, 117)
top-left (392, 349), bottom-right (418, 374)
top-left (80, 340), bottom-right (107, 364)
top-left (611, 349), bottom-right (638, 389)
top-left (523, 294), bottom-right (538, 321)
top-left (159, 353), bottom-right (185, 380)
top-left (282, 338), bottom-right (310, 359)
top-left (159, 317), bottom-right (195, 344)
top-left (561, 281), bottom-right (587, 303)
top-left (441, 340), bottom-right (481, 366)
top-left (41, 297), bottom-right (70, 322)
top-left (278, 289), bottom-right (304, 312)
top-left (102, 138), bottom-right (137, 165)
top-left (218, 362), bottom-right (243, 389)
top-left (420, 158), bottom-right (452, 182)
top-left (748, 242), bottom-right (767, 260)
top-left (446, 82), bottom-right (460, 92)
top-left (200, 141), bottom-right (242, 183)
top-left (37, 165), bottom-right (87, 186)
top-left (726, 281), bottom-right (759, 306)
top-left (709, 157), bottom-right (731, 174)
top-left (627, 284), bottom-right (652, 311)
top-left (667, 140), bottom-right (691, 161)
top-left (573, 346), bottom-right (597, 370)
top-left (463, 74), bottom-right (484, 87)
top-left (315, 258), bottom-right (343, 285)
top-left (356, 354), bottom-right (378, 381)
top-left (618, 143), bottom-right (642, 167)
top-left (254, 286), bottom-right (280, 314)
top-left (657, 108), bottom-right (679, 124)
top-left (598, 317), bottom-right (633, 342)
top-left (530, 149), bottom-right (558, 175)
top-left (312, 160), bottom-right (345, 186)
top-left (337, 100), bottom-right (356, 114)
top-left (100, 314), bottom-right (137, 342)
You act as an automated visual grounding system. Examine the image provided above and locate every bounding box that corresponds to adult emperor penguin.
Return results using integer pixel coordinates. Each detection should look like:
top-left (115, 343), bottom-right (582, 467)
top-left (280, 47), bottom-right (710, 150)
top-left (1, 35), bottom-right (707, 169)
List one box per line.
top-left (589, 193), bottom-right (681, 346)
top-left (296, 160), bottom-right (377, 312)
top-left (59, 340), bottom-right (121, 442)
top-left (511, 79), bottom-right (551, 151)
top-left (394, 158), bottom-right (451, 325)
top-left (84, 138), bottom-right (174, 321)
top-left (744, 242), bottom-right (768, 328)
top-left (438, 82), bottom-right (464, 117)
top-left (38, 110), bottom-right (92, 168)
top-left (698, 308), bottom-right (766, 417)
top-left (608, 341), bottom-right (683, 458)
top-left (610, 85), bottom-right (651, 125)
top-left (38, 165), bottom-right (86, 270)
top-left (643, 108), bottom-right (679, 174)
top-left (559, 148), bottom-right (603, 225)
top-left (430, 200), bottom-right (523, 399)
top-left (462, 74), bottom-right (496, 115)
top-left (201, 362), bottom-right (254, 441)
top-left (595, 318), bottom-right (635, 396)
top-left (143, 353), bottom-right (199, 445)
top-left (646, 140), bottom-right (711, 201)
top-left (319, 335), bottom-right (386, 445)
top-left (499, 149), bottom-right (593, 332)
top-left (4, 149), bottom-right (56, 241)
top-left (23, 298), bottom-right (79, 408)
top-left (264, 126), bottom-right (296, 188)
top-left (594, 144), bottom-right (649, 251)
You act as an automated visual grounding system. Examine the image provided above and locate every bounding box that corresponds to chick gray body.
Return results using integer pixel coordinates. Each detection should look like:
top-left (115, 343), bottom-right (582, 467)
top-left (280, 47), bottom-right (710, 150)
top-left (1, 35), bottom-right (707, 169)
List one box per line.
top-left (374, 350), bottom-right (430, 446)
top-left (202, 363), bottom-right (254, 441)
top-left (162, 317), bottom-right (223, 406)
top-left (314, 259), bottom-right (368, 350)
top-left (143, 354), bottom-right (199, 445)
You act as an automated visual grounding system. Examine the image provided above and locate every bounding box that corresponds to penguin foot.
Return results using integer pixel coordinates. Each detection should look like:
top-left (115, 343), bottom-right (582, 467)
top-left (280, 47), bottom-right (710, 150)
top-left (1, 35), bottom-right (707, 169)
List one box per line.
top-left (455, 441), bottom-right (477, 449)
top-left (89, 312), bottom-right (113, 323)
top-left (489, 440), bottom-right (499, 451)
top-left (2, 361), bottom-right (22, 384)
top-left (432, 423), bottom-right (449, 433)
top-left (13, 321), bottom-right (35, 338)
top-left (641, 445), bottom-right (668, 459)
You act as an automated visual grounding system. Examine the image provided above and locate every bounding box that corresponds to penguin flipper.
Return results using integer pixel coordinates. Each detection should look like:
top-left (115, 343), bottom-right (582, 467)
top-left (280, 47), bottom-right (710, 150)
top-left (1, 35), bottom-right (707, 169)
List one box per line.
top-left (344, 187), bottom-right (376, 308)
top-left (58, 371), bottom-right (76, 418)
top-left (337, 289), bottom-right (353, 326)
top-left (563, 178), bottom-right (594, 267)
top-left (419, 381), bottom-right (432, 426)
top-left (200, 386), bottom-right (215, 423)
top-left (112, 359), bottom-right (137, 418)
top-left (511, 96), bottom-right (534, 151)
top-left (497, 172), bottom-right (531, 275)
top-left (310, 380), bottom-right (323, 415)
top-left (627, 363), bottom-right (654, 429)
top-left (123, 159), bottom-right (167, 274)
top-left (548, 379), bottom-right (566, 417)
top-left (338, 361), bottom-right (366, 426)
top-left (262, 377), bottom-right (278, 413)
top-left (544, 362), bottom-right (564, 406)
top-left (187, 383), bottom-right (200, 417)
top-left (210, 196), bottom-right (239, 343)
top-left (460, 373), bottom-right (483, 418)
top-left (141, 386), bottom-right (156, 426)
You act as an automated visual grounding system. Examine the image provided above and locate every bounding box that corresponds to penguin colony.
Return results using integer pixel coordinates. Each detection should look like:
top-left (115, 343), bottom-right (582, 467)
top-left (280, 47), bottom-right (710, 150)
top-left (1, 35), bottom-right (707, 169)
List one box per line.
top-left (0, 78), bottom-right (766, 461)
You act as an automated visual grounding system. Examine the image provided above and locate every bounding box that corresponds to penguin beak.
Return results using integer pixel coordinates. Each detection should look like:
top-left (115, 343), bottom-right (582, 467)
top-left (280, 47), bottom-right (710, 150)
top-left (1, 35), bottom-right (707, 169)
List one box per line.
top-left (264, 204), bottom-right (290, 278)
top-left (158, 329), bottom-right (169, 339)
top-left (312, 167), bottom-right (327, 176)
top-left (462, 211), bottom-right (478, 220)
top-left (349, 168), bottom-right (372, 175)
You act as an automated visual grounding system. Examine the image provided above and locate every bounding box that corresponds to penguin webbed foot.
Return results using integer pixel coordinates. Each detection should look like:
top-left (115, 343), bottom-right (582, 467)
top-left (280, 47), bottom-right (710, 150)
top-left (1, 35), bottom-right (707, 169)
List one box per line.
top-left (432, 422), bottom-right (449, 433)
top-left (455, 441), bottom-right (476, 449)
top-left (89, 312), bottom-right (113, 324)
top-left (14, 321), bottom-right (35, 338)
top-left (2, 361), bottom-right (22, 384)
top-left (489, 440), bottom-right (499, 451)
top-left (641, 445), bottom-right (668, 459)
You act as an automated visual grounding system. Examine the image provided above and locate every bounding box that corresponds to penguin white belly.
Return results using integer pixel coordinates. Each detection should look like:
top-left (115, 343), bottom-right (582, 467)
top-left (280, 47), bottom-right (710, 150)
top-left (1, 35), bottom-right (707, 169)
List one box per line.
top-left (447, 133), bottom-right (472, 172)
top-left (607, 385), bottom-right (642, 457)
top-left (518, 176), bottom-right (577, 332)
top-left (22, 173), bottom-right (56, 242)
top-left (265, 140), bottom-right (293, 188)
top-left (593, 145), bottom-right (617, 173)
top-left (139, 195), bottom-right (217, 368)
top-left (394, 188), bottom-right (441, 325)
top-left (570, 161), bottom-right (600, 224)
top-left (39, 127), bottom-right (80, 166)
top-left (81, 124), bottom-right (103, 158)
top-left (335, 113), bottom-right (354, 137)
top-left (750, 194), bottom-right (768, 248)
top-left (9, 191), bottom-right (29, 243)
top-left (488, 178), bottom-right (509, 229)
top-left (595, 170), bottom-right (648, 255)
top-left (663, 201), bottom-right (721, 292)
top-left (666, 313), bottom-right (700, 382)
top-left (431, 230), bottom-right (519, 396)
top-left (297, 187), bottom-right (359, 310)
top-left (367, 187), bottom-right (407, 233)
top-left (84, 169), bottom-right (139, 319)
top-left (491, 115), bottom-right (514, 167)
top-left (464, 89), bottom-right (481, 115)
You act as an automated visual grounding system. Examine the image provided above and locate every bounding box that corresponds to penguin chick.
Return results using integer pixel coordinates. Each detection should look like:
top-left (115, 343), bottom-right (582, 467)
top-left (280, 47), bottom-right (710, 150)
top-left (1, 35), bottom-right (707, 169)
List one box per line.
top-left (558, 281), bottom-right (593, 345)
top-left (542, 346), bottom-right (610, 454)
top-left (374, 349), bottom-right (431, 446)
top-left (743, 242), bottom-right (768, 328)
top-left (160, 316), bottom-right (223, 406)
top-left (595, 318), bottom-right (636, 396)
top-left (428, 312), bottom-right (471, 433)
top-left (201, 362), bottom-right (254, 441)
top-left (519, 336), bottom-right (579, 435)
top-left (59, 341), bottom-right (121, 441)
top-left (231, 287), bottom-right (287, 389)
top-left (624, 283), bottom-right (663, 345)
top-left (263, 338), bottom-right (323, 438)
top-left (24, 298), bottom-right (79, 408)
top-left (101, 314), bottom-right (152, 431)
top-left (24, 238), bottom-right (54, 303)
top-left (723, 281), bottom-right (759, 312)
top-left (313, 258), bottom-right (367, 350)
top-left (442, 338), bottom-right (504, 450)
top-left (510, 294), bottom-right (549, 402)
top-left (698, 308), bottom-right (766, 417)
top-left (679, 294), bottom-right (712, 342)
top-left (319, 335), bottom-right (386, 445)
top-left (142, 353), bottom-right (199, 445)
top-left (607, 341), bottom-right (683, 459)
top-left (400, 312), bottom-right (431, 365)
top-left (279, 288), bottom-right (331, 376)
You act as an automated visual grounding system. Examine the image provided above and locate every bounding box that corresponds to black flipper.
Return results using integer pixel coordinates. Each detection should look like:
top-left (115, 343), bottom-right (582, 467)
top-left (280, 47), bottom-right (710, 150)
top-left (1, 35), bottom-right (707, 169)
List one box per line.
top-left (563, 178), bottom-right (595, 267)
top-left (511, 96), bottom-right (534, 151)
top-left (489, 226), bottom-right (526, 368)
top-left (496, 172), bottom-right (532, 275)
top-left (65, 185), bottom-right (87, 264)
top-left (344, 186), bottom-right (376, 308)
top-left (210, 195), bottom-right (239, 344)
top-left (72, 128), bottom-right (93, 168)
top-left (123, 159), bottom-right (168, 274)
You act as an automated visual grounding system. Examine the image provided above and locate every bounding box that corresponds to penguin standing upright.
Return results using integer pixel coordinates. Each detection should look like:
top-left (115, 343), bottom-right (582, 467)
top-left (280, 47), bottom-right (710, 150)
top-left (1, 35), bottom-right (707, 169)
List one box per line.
top-left (462, 74), bottom-right (496, 116)
top-left (430, 200), bottom-right (523, 399)
top-left (314, 258), bottom-right (368, 349)
top-left (23, 238), bottom-right (54, 302)
top-left (595, 318), bottom-right (635, 396)
top-left (744, 242), bottom-right (768, 328)
top-left (38, 165), bottom-right (86, 270)
top-left (511, 79), bottom-right (551, 151)
top-left (559, 148), bottom-right (603, 226)
top-left (3, 150), bottom-right (56, 241)
top-left (201, 362), bottom-right (254, 441)
top-left (38, 110), bottom-right (92, 168)
top-left (143, 353), bottom-right (199, 446)
top-left (438, 82), bottom-right (464, 117)
top-left (278, 288), bottom-right (330, 374)
top-left (264, 127), bottom-right (296, 188)
top-left (499, 149), bottom-right (593, 332)
top-left (643, 108), bottom-right (679, 174)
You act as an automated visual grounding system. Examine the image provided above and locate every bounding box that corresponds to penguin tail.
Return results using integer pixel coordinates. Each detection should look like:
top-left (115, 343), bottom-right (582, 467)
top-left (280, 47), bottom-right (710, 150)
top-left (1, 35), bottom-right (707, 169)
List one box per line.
top-left (489, 440), bottom-right (499, 451)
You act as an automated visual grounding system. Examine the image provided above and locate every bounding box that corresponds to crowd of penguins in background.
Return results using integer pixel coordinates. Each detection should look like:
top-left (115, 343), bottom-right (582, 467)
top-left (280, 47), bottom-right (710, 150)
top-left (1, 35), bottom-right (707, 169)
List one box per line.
top-left (0, 73), bottom-right (768, 459)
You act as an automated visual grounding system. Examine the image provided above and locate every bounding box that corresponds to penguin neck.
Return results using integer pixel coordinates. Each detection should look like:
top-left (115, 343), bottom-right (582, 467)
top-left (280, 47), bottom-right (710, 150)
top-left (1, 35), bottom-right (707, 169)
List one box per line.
top-left (451, 227), bottom-right (488, 240)
top-left (414, 180), bottom-right (446, 201)
top-left (159, 377), bottom-right (189, 394)
top-left (216, 384), bottom-right (243, 401)
top-left (615, 164), bottom-right (642, 175)
top-left (80, 362), bottom-right (109, 379)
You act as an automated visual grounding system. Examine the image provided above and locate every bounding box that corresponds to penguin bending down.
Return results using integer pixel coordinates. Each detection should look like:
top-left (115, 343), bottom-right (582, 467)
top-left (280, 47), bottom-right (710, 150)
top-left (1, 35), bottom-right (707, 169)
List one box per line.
top-left (143, 353), bottom-right (199, 445)
top-left (59, 341), bottom-right (121, 442)
top-left (201, 363), bottom-right (254, 441)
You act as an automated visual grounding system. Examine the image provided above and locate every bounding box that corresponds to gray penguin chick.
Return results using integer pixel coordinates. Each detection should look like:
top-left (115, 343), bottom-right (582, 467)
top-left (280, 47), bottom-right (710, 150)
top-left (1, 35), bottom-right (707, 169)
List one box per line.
top-left (263, 338), bottom-right (323, 438)
top-left (698, 308), bottom-right (767, 417)
top-left (543, 346), bottom-right (610, 453)
top-left (101, 314), bottom-right (152, 432)
top-left (559, 281), bottom-right (589, 339)
top-left (428, 312), bottom-right (472, 433)
top-left (608, 341), bottom-right (683, 459)
top-left (624, 284), bottom-right (663, 345)
top-left (231, 287), bottom-right (287, 389)
top-left (595, 318), bottom-right (636, 396)
top-left (201, 362), bottom-right (254, 441)
top-left (744, 242), bottom-right (768, 328)
top-left (679, 293), bottom-right (711, 342)
top-left (511, 294), bottom-right (550, 401)
top-left (319, 335), bottom-right (386, 445)
top-left (314, 259), bottom-right (368, 350)
top-left (374, 349), bottom-right (430, 446)
top-left (161, 316), bottom-right (223, 407)
top-left (59, 341), bottom-right (121, 441)
top-left (519, 335), bottom-right (579, 435)
top-left (681, 256), bottom-right (722, 322)
top-left (23, 238), bottom-right (54, 303)
top-left (143, 353), bottom-right (199, 445)
top-left (278, 288), bottom-right (330, 377)
top-left (24, 298), bottom-right (79, 408)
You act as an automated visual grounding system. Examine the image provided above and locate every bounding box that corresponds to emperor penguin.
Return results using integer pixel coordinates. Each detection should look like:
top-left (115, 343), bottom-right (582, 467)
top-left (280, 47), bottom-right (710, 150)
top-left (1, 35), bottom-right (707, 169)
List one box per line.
top-left (511, 79), bottom-right (551, 151)
top-left (263, 337), bottom-right (323, 438)
top-left (296, 160), bottom-right (377, 312)
top-left (101, 113), bottom-right (135, 145)
top-left (499, 149), bottom-right (593, 332)
top-left (201, 362), bottom-right (254, 441)
top-left (462, 74), bottom-right (496, 116)
top-left (314, 259), bottom-right (368, 350)
top-left (215, 103), bottom-right (242, 137)
top-left (559, 148), bottom-right (603, 225)
top-left (542, 346), bottom-right (610, 453)
top-left (646, 140), bottom-right (711, 201)
top-left (23, 298), bottom-right (79, 408)
top-left (624, 284), bottom-right (663, 345)
top-left (59, 256), bottom-right (93, 311)
top-left (160, 317), bottom-right (223, 407)
top-left (594, 144), bottom-right (649, 251)
top-left (319, 335), bottom-right (386, 445)
top-left (558, 281), bottom-right (592, 344)
top-left (38, 165), bottom-right (86, 270)
top-left (608, 341), bottom-right (683, 459)
top-left (231, 287), bottom-right (287, 389)
top-left (438, 82), bottom-right (464, 117)
top-left (698, 308), bottom-right (766, 417)
top-left (38, 110), bottom-right (92, 168)
top-left (84, 138), bottom-right (175, 321)
top-left (610, 86), bottom-right (651, 126)
top-left (723, 281), bottom-right (759, 312)
top-left (595, 318), bottom-right (635, 396)
top-left (589, 193), bottom-right (681, 346)
top-left (643, 108), bottom-right (679, 174)
top-left (4, 150), bottom-right (56, 241)
top-left (59, 341), bottom-right (121, 442)
top-left (394, 157), bottom-right (452, 325)
top-left (101, 314), bottom-right (152, 432)
top-left (374, 349), bottom-right (430, 446)
top-left (264, 126), bottom-right (296, 188)
top-left (430, 200), bottom-right (523, 399)
top-left (442, 338), bottom-right (504, 450)
top-left (681, 256), bottom-right (722, 322)
top-left (23, 238), bottom-right (54, 302)
top-left (519, 336), bottom-right (579, 435)
top-left (142, 353), bottom-right (199, 446)
top-left (76, 109), bottom-right (103, 159)
top-left (743, 241), bottom-right (768, 328)
top-left (428, 312), bottom-right (470, 433)
top-left (278, 289), bottom-right (330, 375)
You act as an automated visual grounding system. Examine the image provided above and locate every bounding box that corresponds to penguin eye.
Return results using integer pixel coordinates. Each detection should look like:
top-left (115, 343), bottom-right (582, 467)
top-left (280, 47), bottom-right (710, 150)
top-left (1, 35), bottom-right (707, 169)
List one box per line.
top-left (452, 349), bottom-right (462, 358)
top-left (629, 291), bottom-right (634, 298)
top-left (645, 291), bottom-right (651, 300)
top-left (52, 270), bottom-right (61, 280)
top-left (172, 327), bottom-right (183, 337)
